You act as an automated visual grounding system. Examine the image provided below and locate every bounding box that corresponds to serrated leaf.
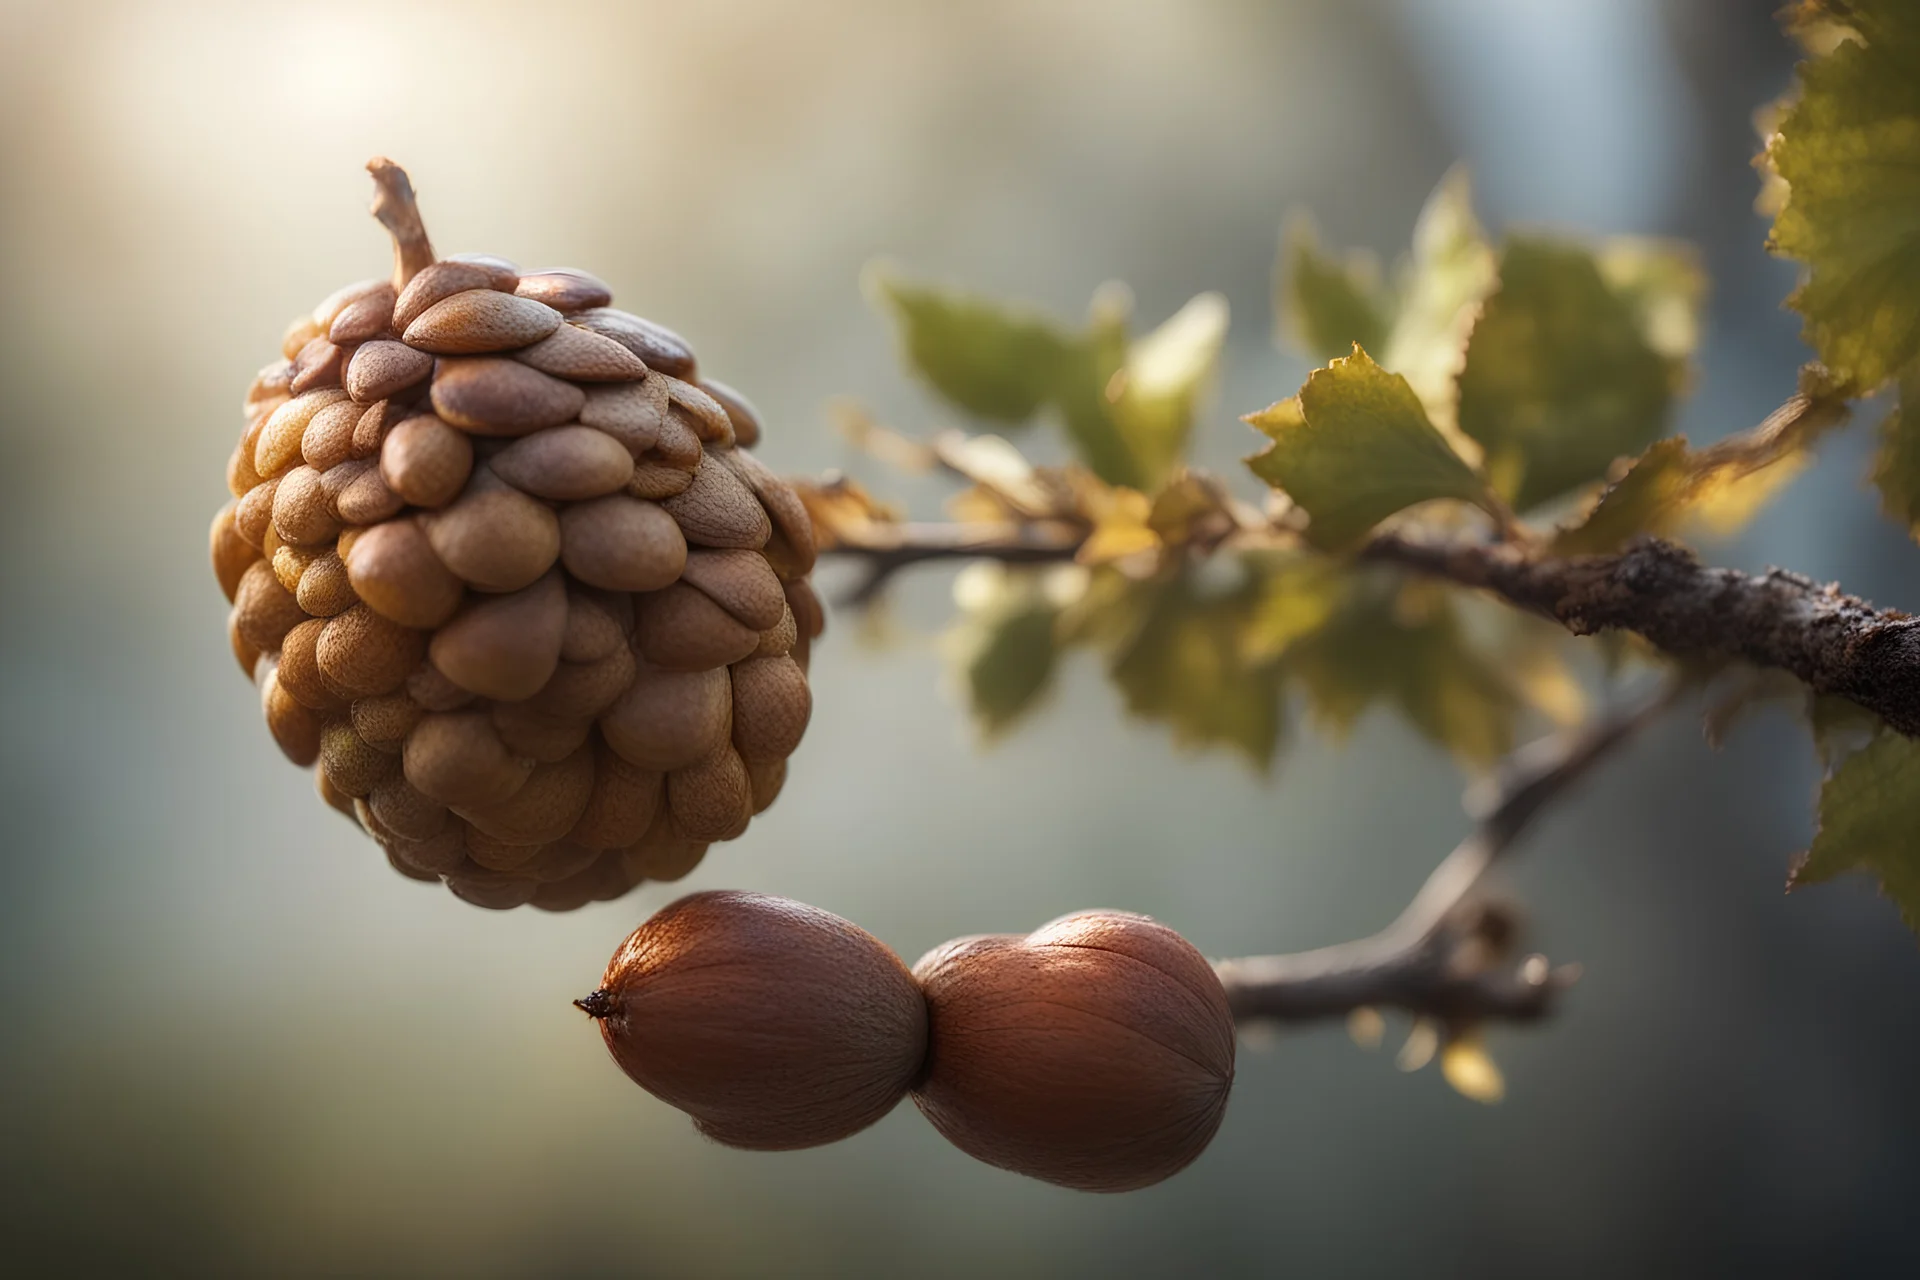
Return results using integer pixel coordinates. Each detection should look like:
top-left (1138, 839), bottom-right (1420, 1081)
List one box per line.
top-left (1458, 237), bottom-right (1677, 512)
top-left (1552, 380), bottom-right (1850, 553)
top-left (868, 272), bottom-right (1072, 422)
top-left (1245, 348), bottom-right (1498, 550)
top-left (1279, 218), bottom-right (1390, 362)
top-left (1869, 376), bottom-right (1920, 534)
top-left (1550, 438), bottom-right (1694, 555)
top-left (1381, 168), bottom-right (1499, 435)
top-left (1284, 582), bottom-right (1520, 766)
top-left (1764, 5), bottom-right (1920, 391)
top-left (1794, 726), bottom-right (1920, 934)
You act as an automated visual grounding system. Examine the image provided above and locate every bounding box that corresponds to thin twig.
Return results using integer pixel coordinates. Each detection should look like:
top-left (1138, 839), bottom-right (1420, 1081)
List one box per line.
top-left (831, 522), bottom-right (1083, 607)
top-left (1212, 678), bottom-right (1686, 1025)
top-left (366, 157), bottom-right (436, 290)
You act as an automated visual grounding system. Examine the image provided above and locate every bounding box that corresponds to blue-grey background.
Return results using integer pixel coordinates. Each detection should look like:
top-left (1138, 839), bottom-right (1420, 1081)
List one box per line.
top-left (2, 0), bottom-right (1916, 1275)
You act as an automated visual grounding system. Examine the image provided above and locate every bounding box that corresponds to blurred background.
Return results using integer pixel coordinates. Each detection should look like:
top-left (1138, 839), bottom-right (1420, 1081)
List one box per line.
top-left (3, 0), bottom-right (1918, 1275)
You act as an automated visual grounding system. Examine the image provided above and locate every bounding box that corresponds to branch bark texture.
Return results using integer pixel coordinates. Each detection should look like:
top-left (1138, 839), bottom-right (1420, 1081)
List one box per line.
top-left (1365, 533), bottom-right (1920, 736)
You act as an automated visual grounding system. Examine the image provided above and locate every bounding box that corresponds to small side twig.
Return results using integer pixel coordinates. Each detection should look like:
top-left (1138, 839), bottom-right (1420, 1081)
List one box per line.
top-left (833, 522), bottom-right (1083, 607)
top-left (1212, 678), bottom-right (1685, 1025)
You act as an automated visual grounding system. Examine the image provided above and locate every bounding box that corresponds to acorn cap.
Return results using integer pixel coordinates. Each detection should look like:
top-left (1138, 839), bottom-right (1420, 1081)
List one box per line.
top-left (214, 158), bottom-right (819, 909)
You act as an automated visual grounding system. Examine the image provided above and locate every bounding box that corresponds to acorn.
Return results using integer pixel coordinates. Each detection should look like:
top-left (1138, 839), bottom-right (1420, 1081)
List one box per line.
top-left (911, 910), bottom-right (1236, 1192)
top-left (578, 891), bottom-right (928, 1150)
top-left (212, 160), bottom-right (824, 909)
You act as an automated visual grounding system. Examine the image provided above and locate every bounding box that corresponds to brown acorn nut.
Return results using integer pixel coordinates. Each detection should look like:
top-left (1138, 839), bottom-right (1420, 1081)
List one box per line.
top-left (910, 910), bottom-right (1235, 1193)
top-left (579, 891), bottom-right (928, 1150)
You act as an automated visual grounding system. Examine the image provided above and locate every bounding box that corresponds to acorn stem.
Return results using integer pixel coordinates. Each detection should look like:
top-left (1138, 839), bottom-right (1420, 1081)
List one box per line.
top-left (366, 157), bottom-right (436, 290)
top-left (575, 989), bottom-right (616, 1019)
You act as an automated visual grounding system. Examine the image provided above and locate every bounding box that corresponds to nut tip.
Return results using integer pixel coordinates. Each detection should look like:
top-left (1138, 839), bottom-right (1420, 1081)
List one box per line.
top-left (575, 989), bottom-right (615, 1019)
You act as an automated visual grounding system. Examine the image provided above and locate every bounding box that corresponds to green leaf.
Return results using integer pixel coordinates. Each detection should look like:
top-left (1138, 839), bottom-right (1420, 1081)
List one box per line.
top-left (1045, 284), bottom-right (1144, 487)
top-left (1552, 377), bottom-right (1851, 553)
top-left (1869, 376), bottom-right (1920, 534)
top-left (1550, 438), bottom-right (1694, 555)
top-left (867, 270), bottom-right (1072, 422)
top-left (1279, 219), bottom-right (1390, 363)
top-left (1111, 292), bottom-right (1230, 491)
top-left (960, 603), bottom-right (1059, 738)
top-left (1764, 6), bottom-right (1920, 391)
top-left (870, 271), bottom-right (1224, 490)
top-left (1245, 347), bottom-right (1498, 550)
top-left (1380, 168), bottom-right (1499, 431)
top-left (945, 565), bottom-right (1069, 739)
top-left (1284, 582), bottom-right (1520, 766)
top-left (1457, 237), bottom-right (1677, 512)
top-left (1105, 575), bottom-right (1286, 771)
top-left (1794, 726), bottom-right (1920, 934)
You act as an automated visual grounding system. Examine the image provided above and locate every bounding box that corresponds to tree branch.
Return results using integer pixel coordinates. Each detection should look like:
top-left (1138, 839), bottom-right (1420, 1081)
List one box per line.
top-left (1363, 532), bottom-right (1920, 736)
top-left (819, 522), bottom-right (1919, 735)
top-left (1212, 679), bottom-right (1684, 1026)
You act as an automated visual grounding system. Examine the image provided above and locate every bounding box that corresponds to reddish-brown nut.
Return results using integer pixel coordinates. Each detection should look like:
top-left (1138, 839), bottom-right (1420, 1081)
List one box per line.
top-left (579, 891), bottom-right (928, 1150)
top-left (911, 911), bottom-right (1235, 1192)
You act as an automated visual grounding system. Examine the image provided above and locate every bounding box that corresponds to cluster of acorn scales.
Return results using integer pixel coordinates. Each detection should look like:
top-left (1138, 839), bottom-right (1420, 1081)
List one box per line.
top-left (215, 161), bottom-right (1236, 1191)
top-left (211, 161), bottom-right (821, 911)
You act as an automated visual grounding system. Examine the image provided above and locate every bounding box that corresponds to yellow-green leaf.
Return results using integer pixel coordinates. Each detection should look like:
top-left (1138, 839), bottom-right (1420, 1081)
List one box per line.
top-left (1278, 218), bottom-right (1390, 363)
top-left (1551, 379), bottom-right (1850, 553)
top-left (1381, 168), bottom-right (1499, 433)
top-left (1245, 348), bottom-right (1498, 550)
top-left (1793, 726), bottom-right (1920, 934)
top-left (1457, 237), bottom-right (1677, 512)
top-left (868, 271), bottom-right (1072, 422)
top-left (945, 565), bottom-right (1077, 739)
top-left (1870, 376), bottom-right (1920, 534)
top-left (1111, 292), bottom-right (1230, 491)
top-left (1764, 3), bottom-right (1920, 391)
top-left (1550, 438), bottom-right (1694, 555)
top-left (1106, 575), bottom-right (1286, 770)
top-left (1284, 582), bottom-right (1520, 767)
